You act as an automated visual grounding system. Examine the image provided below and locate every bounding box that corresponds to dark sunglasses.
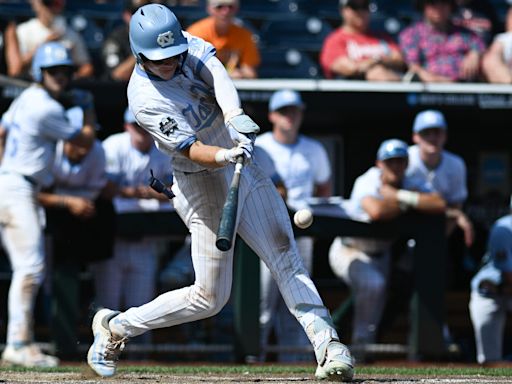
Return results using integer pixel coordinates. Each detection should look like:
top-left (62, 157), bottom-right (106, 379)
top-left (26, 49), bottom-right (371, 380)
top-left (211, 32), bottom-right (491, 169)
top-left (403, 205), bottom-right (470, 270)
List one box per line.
top-left (214, 4), bottom-right (235, 10)
top-left (148, 56), bottom-right (180, 66)
top-left (348, 4), bottom-right (370, 11)
top-left (45, 66), bottom-right (74, 77)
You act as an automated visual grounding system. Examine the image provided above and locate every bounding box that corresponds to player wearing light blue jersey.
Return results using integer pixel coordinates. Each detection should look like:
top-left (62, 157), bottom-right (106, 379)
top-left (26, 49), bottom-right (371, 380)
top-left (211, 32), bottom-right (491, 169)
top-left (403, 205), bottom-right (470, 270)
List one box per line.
top-left (0, 42), bottom-right (96, 367)
top-left (86, 4), bottom-right (354, 381)
top-left (329, 139), bottom-right (445, 354)
top-left (407, 109), bottom-right (473, 247)
top-left (469, 210), bottom-right (512, 364)
top-left (256, 90), bottom-right (332, 362)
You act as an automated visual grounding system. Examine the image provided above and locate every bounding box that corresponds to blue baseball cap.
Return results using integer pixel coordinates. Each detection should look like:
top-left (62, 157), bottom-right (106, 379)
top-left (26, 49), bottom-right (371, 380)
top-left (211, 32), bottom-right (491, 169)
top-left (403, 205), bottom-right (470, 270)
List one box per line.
top-left (124, 107), bottom-right (137, 124)
top-left (269, 89), bottom-right (305, 112)
top-left (377, 139), bottom-right (409, 161)
top-left (413, 110), bottom-right (447, 133)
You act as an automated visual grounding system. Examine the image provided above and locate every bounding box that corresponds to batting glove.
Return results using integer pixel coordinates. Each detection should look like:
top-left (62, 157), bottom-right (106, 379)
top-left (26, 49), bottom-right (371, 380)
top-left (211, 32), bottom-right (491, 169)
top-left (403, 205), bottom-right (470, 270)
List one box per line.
top-left (215, 146), bottom-right (245, 165)
top-left (227, 114), bottom-right (260, 135)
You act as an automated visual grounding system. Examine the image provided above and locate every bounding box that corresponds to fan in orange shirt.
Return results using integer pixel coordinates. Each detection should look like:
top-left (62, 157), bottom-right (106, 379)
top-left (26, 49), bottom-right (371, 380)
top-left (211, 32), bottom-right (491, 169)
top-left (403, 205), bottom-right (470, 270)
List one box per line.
top-left (187, 0), bottom-right (260, 79)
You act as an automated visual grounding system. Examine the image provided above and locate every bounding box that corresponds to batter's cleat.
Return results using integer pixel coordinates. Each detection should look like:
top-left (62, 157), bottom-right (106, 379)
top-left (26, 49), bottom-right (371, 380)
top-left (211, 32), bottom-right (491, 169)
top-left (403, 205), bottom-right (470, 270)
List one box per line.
top-left (87, 308), bottom-right (127, 377)
top-left (1, 344), bottom-right (59, 367)
top-left (315, 341), bottom-right (354, 382)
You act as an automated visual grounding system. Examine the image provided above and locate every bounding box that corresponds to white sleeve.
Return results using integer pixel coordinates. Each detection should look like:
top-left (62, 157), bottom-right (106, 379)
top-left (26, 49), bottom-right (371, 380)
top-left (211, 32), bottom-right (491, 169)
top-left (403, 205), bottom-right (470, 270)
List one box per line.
top-left (199, 55), bottom-right (242, 121)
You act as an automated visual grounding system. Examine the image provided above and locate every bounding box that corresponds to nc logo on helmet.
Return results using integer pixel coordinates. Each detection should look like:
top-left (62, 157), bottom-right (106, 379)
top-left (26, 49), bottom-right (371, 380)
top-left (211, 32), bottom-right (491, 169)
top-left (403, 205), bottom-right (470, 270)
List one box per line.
top-left (157, 31), bottom-right (174, 48)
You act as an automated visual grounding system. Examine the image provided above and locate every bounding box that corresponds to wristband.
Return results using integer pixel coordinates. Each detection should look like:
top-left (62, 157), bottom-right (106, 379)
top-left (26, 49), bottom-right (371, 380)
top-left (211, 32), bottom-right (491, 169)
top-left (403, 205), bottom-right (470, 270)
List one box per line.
top-left (397, 189), bottom-right (420, 211)
top-left (215, 149), bottom-right (228, 165)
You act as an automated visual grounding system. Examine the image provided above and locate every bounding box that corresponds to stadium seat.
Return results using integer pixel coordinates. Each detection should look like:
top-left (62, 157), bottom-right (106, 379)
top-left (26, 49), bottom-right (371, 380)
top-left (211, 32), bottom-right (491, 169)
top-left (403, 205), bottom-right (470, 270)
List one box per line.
top-left (239, 0), bottom-right (305, 21)
top-left (258, 49), bottom-right (320, 79)
top-left (260, 16), bottom-right (333, 52)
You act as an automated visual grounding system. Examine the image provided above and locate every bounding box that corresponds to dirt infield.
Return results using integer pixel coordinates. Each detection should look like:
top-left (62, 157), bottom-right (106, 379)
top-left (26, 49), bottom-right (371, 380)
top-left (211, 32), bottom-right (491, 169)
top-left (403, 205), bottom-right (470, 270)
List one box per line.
top-left (2, 371), bottom-right (512, 384)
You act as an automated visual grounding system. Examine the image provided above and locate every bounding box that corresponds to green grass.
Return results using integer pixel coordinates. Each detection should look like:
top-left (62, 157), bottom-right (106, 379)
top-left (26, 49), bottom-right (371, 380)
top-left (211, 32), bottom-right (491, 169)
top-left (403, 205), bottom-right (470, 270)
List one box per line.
top-left (1, 365), bottom-right (512, 376)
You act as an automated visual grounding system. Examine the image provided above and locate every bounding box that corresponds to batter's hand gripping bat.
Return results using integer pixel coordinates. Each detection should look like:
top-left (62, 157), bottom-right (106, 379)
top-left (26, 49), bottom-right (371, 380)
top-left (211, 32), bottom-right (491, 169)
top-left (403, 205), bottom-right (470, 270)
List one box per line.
top-left (216, 157), bottom-right (244, 251)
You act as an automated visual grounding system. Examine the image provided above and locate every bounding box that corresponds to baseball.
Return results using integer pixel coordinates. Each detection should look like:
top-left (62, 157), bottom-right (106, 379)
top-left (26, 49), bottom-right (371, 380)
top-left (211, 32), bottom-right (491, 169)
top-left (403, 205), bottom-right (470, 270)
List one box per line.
top-left (294, 209), bottom-right (313, 229)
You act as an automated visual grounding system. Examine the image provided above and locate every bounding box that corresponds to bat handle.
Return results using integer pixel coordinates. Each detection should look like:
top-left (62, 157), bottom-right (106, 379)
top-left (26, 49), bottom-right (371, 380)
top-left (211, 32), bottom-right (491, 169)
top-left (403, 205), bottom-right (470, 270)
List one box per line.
top-left (148, 169), bottom-right (175, 200)
top-left (234, 156), bottom-right (244, 172)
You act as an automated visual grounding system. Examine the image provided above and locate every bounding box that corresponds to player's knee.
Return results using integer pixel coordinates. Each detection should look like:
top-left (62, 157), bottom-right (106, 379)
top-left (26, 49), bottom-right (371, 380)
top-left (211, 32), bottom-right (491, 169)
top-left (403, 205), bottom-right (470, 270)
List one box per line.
top-left (358, 275), bottom-right (386, 298)
top-left (14, 263), bottom-right (45, 286)
top-left (189, 284), bottom-right (230, 318)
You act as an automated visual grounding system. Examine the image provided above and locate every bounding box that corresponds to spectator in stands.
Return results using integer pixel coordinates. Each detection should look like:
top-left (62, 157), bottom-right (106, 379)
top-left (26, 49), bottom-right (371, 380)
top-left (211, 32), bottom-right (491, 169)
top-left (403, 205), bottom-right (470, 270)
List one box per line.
top-left (3, 0), bottom-right (94, 79)
top-left (452, 0), bottom-right (499, 46)
top-left (38, 107), bottom-right (115, 358)
top-left (399, 0), bottom-right (485, 83)
top-left (319, 0), bottom-right (405, 81)
top-left (101, 0), bottom-right (150, 81)
top-left (328, 139), bottom-right (445, 359)
top-left (469, 200), bottom-right (512, 364)
top-left (91, 108), bottom-right (173, 323)
top-left (481, 2), bottom-right (512, 84)
top-left (186, 0), bottom-right (261, 79)
top-left (407, 110), bottom-right (473, 248)
top-left (256, 90), bottom-right (332, 362)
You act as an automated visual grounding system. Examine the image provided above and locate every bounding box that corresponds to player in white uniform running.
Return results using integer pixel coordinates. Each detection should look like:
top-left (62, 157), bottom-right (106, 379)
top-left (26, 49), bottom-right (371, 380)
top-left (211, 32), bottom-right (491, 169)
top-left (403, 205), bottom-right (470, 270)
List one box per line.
top-left (406, 109), bottom-right (473, 247)
top-left (328, 139), bottom-right (445, 352)
top-left (469, 204), bottom-right (512, 364)
top-left (86, 4), bottom-right (354, 381)
top-left (256, 89), bottom-right (332, 362)
top-left (92, 107), bottom-right (173, 314)
top-left (0, 41), bottom-right (96, 367)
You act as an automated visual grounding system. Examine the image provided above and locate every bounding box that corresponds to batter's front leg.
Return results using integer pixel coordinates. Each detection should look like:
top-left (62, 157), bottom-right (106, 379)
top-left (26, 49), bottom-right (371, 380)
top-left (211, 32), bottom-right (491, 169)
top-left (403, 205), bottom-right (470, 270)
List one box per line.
top-left (236, 169), bottom-right (354, 380)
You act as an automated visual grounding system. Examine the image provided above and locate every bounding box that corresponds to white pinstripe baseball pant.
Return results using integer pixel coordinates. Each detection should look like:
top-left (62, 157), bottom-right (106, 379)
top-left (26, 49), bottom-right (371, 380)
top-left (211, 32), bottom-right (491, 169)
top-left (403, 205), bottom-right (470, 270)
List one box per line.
top-left (112, 164), bottom-right (339, 360)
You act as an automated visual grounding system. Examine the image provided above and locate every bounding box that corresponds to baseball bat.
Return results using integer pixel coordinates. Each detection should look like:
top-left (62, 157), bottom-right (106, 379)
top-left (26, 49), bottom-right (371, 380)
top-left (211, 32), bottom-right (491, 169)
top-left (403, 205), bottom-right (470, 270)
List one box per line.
top-left (148, 169), bottom-right (175, 199)
top-left (0, 74), bottom-right (31, 89)
top-left (216, 157), bottom-right (244, 251)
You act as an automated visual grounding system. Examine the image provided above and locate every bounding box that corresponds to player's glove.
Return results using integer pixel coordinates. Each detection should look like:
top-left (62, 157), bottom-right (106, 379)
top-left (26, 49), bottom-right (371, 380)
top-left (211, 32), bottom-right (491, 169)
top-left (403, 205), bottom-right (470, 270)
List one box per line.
top-left (215, 145), bottom-right (246, 165)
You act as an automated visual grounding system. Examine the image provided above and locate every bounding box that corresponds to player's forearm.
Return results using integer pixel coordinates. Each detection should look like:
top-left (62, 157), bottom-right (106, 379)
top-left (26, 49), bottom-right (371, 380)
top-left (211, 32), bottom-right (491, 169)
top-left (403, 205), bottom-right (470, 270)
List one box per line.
top-left (416, 192), bottom-right (446, 213)
top-left (37, 192), bottom-right (69, 209)
top-left (362, 197), bottom-right (402, 221)
top-left (184, 140), bottom-right (229, 168)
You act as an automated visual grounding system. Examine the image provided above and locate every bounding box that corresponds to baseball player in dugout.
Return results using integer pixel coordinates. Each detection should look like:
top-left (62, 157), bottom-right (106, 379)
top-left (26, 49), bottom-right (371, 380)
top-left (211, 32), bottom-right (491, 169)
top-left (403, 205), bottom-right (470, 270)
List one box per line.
top-left (407, 110), bottom-right (474, 249)
top-left (86, 4), bottom-right (354, 381)
top-left (469, 199), bottom-right (512, 364)
top-left (328, 139), bottom-right (445, 361)
top-left (186, 0), bottom-right (261, 79)
top-left (256, 90), bottom-right (333, 362)
top-left (0, 41), bottom-right (96, 367)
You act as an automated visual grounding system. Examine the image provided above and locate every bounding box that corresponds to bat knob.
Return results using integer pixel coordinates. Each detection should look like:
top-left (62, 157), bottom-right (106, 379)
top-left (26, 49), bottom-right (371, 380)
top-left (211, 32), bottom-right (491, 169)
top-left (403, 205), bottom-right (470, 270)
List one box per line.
top-left (215, 238), bottom-right (231, 252)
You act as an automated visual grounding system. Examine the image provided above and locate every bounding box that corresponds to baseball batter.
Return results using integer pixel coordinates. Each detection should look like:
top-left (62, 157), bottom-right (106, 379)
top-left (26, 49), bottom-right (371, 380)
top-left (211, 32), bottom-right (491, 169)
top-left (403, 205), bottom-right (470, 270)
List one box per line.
top-left (328, 139), bottom-right (445, 350)
top-left (0, 41), bottom-right (96, 367)
top-left (87, 4), bottom-right (353, 381)
top-left (256, 89), bottom-right (332, 362)
top-left (469, 208), bottom-right (512, 364)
